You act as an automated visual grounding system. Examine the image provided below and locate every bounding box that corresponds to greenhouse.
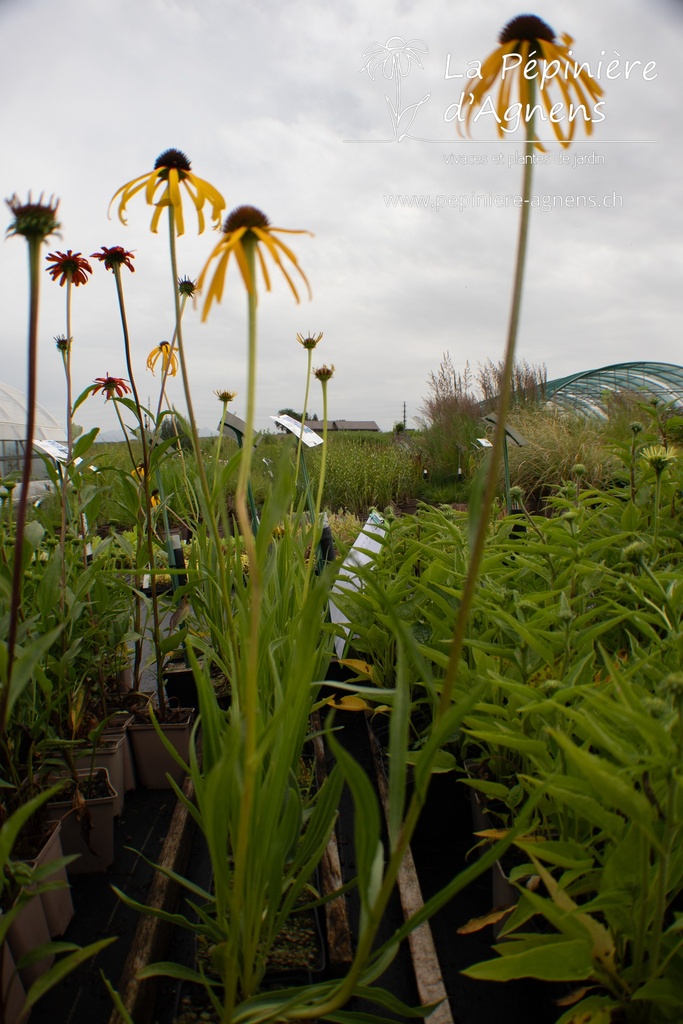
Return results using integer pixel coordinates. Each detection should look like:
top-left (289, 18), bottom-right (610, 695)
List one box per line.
top-left (0, 379), bottom-right (64, 481)
top-left (545, 361), bottom-right (683, 418)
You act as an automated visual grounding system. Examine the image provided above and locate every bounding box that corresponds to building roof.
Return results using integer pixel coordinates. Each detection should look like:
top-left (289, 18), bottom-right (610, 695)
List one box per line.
top-left (303, 419), bottom-right (380, 433)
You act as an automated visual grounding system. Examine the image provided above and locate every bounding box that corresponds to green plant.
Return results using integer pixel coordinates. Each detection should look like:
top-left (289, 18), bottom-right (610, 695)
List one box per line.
top-left (464, 662), bottom-right (683, 1023)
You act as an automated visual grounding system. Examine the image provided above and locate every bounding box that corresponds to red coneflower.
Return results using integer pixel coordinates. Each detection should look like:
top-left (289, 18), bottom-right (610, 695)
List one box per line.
top-left (45, 250), bottom-right (93, 287)
top-left (91, 245), bottom-right (135, 273)
top-left (90, 374), bottom-right (131, 400)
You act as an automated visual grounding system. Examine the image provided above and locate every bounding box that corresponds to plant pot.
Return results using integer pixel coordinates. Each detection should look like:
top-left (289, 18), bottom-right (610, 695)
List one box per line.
top-left (1, 940), bottom-right (26, 1024)
top-left (103, 712), bottom-right (136, 793)
top-left (164, 665), bottom-right (198, 712)
top-left (28, 820), bottom-right (74, 939)
top-left (75, 735), bottom-right (125, 817)
top-left (464, 759), bottom-right (517, 937)
top-left (43, 768), bottom-right (117, 874)
top-left (6, 889), bottom-right (54, 990)
top-left (127, 710), bottom-right (194, 789)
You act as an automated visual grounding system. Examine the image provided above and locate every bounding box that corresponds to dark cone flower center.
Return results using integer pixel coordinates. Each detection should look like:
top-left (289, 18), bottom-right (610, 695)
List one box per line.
top-left (154, 148), bottom-right (192, 171)
top-left (499, 14), bottom-right (556, 45)
top-left (6, 194), bottom-right (60, 239)
top-left (223, 205), bottom-right (270, 234)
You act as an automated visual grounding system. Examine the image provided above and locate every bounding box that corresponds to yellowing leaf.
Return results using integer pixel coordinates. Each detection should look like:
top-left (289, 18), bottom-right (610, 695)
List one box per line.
top-left (457, 907), bottom-right (513, 934)
top-left (531, 857), bottom-right (616, 973)
top-left (326, 694), bottom-right (370, 711)
top-left (555, 987), bottom-right (594, 1007)
top-left (474, 829), bottom-right (544, 842)
top-left (337, 659), bottom-right (375, 680)
top-left (473, 828), bottom-right (511, 840)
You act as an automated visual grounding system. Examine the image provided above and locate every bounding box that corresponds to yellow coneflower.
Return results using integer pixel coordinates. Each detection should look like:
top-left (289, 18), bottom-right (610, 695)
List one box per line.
top-left (462, 14), bottom-right (603, 149)
top-left (109, 148), bottom-right (226, 236)
top-left (641, 445), bottom-right (678, 473)
top-left (146, 341), bottom-right (178, 377)
top-left (296, 332), bottom-right (323, 350)
top-left (215, 389), bottom-right (238, 403)
top-left (314, 364), bottom-right (335, 382)
top-left (197, 205), bottom-right (312, 320)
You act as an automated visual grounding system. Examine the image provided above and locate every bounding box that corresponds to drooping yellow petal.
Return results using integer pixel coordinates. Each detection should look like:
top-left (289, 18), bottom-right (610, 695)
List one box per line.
top-left (150, 200), bottom-right (167, 234)
top-left (109, 174), bottom-right (153, 224)
top-left (256, 244), bottom-right (272, 292)
top-left (201, 250), bottom-right (231, 320)
top-left (233, 237), bottom-right (255, 293)
top-left (461, 22), bottom-right (601, 150)
top-left (145, 170), bottom-right (162, 206)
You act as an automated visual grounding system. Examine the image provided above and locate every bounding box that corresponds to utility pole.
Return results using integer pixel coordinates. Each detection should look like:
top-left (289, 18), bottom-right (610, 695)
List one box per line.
top-left (403, 401), bottom-right (407, 429)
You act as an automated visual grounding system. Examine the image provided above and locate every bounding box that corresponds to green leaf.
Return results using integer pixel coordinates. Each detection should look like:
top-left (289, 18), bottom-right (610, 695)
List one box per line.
top-left (405, 748), bottom-right (456, 773)
top-left (24, 520), bottom-right (45, 550)
top-left (71, 427), bottom-right (100, 462)
top-left (6, 626), bottom-right (64, 718)
top-left (464, 937), bottom-right (594, 982)
top-left (549, 730), bottom-right (660, 849)
top-left (514, 838), bottom-right (593, 870)
top-left (100, 973), bottom-right (136, 1024)
top-left (632, 978), bottom-right (683, 1008)
top-left (467, 455), bottom-right (490, 551)
top-left (136, 961), bottom-right (210, 983)
top-left (327, 727), bottom-right (382, 914)
top-left (22, 938), bottom-right (117, 1012)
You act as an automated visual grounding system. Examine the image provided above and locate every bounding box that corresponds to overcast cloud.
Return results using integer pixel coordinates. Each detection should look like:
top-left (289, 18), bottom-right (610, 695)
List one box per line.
top-left (1, 0), bottom-right (681, 439)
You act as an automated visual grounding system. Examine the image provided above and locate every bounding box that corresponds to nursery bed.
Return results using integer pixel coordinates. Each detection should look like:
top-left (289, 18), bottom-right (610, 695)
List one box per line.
top-left (410, 771), bottom-right (564, 1024)
top-left (24, 711), bottom-right (563, 1024)
top-left (29, 785), bottom-right (179, 1024)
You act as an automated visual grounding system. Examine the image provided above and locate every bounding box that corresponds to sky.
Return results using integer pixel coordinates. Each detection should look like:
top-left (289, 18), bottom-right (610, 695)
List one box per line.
top-left (1, 0), bottom-right (682, 440)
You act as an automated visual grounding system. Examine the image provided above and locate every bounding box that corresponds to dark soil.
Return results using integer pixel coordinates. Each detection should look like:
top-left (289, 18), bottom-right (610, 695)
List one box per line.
top-left (410, 771), bottom-right (564, 1024)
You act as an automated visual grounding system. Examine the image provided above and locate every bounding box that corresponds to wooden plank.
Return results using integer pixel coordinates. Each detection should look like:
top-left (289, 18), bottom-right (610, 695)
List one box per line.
top-left (310, 711), bottom-right (354, 965)
top-left (107, 772), bottom-right (196, 1024)
top-left (367, 722), bottom-right (454, 1024)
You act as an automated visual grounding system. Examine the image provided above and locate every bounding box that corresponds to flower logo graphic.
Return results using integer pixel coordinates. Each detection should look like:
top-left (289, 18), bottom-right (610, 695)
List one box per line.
top-left (360, 36), bottom-right (428, 80)
top-left (359, 36), bottom-right (430, 142)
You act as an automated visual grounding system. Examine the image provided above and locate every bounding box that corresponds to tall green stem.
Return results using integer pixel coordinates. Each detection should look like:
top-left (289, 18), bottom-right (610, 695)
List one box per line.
top-left (166, 211), bottom-right (235, 644)
top-left (214, 399), bottom-right (229, 499)
top-left (226, 233), bottom-right (262, 1020)
top-left (151, 291), bottom-right (188, 439)
top-left (65, 276), bottom-right (74, 467)
top-left (112, 264), bottom-right (166, 714)
top-left (652, 469), bottom-right (662, 552)
top-left (58, 275), bottom-right (73, 617)
top-left (437, 110), bottom-right (536, 720)
top-left (302, 102), bottom-right (536, 1024)
top-left (294, 347), bottom-right (313, 492)
top-left (302, 377), bottom-right (329, 602)
top-left (1, 235), bottom-right (41, 732)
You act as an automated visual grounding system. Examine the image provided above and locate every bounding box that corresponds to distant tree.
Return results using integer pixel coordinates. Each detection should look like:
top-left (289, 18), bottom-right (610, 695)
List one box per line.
top-left (160, 414), bottom-right (193, 451)
top-left (275, 408), bottom-right (318, 431)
